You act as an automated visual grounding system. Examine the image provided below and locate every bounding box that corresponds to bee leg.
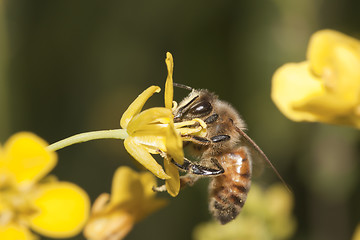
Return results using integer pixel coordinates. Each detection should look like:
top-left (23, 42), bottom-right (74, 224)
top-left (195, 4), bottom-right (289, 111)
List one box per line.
top-left (210, 134), bottom-right (231, 143)
top-left (179, 158), bottom-right (224, 188)
top-left (171, 158), bottom-right (193, 172)
top-left (183, 134), bottom-right (231, 145)
top-left (152, 184), bottom-right (167, 193)
top-left (180, 174), bottom-right (200, 187)
top-left (152, 174), bottom-right (200, 193)
top-left (183, 135), bottom-right (212, 145)
top-left (204, 113), bottom-right (219, 124)
top-left (171, 158), bottom-right (224, 176)
top-left (153, 158), bottom-right (224, 193)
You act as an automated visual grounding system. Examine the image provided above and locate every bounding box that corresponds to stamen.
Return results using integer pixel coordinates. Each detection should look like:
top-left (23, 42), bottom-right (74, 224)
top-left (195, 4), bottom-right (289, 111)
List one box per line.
top-left (172, 101), bottom-right (178, 112)
top-left (174, 118), bottom-right (207, 129)
top-left (192, 118), bottom-right (207, 129)
top-left (177, 126), bottom-right (204, 136)
top-left (174, 118), bottom-right (207, 137)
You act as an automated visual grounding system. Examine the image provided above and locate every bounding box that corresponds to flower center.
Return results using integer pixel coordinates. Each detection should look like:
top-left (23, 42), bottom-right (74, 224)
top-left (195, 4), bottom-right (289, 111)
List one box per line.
top-left (174, 118), bottom-right (207, 137)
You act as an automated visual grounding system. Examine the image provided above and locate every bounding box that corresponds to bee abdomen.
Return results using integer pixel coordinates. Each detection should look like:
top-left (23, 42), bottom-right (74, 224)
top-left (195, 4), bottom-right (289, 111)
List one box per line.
top-left (209, 182), bottom-right (250, 224)
top-left (208, 148), bottom-right (252, 224)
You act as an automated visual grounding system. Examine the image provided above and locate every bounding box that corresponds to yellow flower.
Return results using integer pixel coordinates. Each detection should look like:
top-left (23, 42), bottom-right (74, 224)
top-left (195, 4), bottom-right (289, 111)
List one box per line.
top-left (353, 223), bottom-right (360, 240)
top-left (120, 52), bottom-right (205, 197)
top-left (46, 52), bottom-right (206, 197)
top-left (193, 183), bottom-right (296, 240)
top-left (83, 166), bottom-right (167, 240)
top-left (0, 132), bottom-right (90, 239)
top-left (271, 29), bottom-right (360, 128)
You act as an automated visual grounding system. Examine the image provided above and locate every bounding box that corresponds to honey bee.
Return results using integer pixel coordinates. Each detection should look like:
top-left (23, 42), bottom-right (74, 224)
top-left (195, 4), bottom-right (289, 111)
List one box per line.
top-left (171, 83), bottom-right (285, 224)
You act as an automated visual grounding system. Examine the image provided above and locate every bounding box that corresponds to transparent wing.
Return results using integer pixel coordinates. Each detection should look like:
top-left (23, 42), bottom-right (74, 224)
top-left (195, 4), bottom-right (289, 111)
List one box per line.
top-left (236, 128), bottom-right (290, 192)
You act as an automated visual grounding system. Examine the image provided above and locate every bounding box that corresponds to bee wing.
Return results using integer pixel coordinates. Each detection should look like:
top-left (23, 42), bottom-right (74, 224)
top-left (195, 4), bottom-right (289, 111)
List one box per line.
top-left (237, 130), bottom-right (265, 178)
top-left (236, 128), bottom-right (290, 190)
top-left (247, 148), bottom-right (266, 179)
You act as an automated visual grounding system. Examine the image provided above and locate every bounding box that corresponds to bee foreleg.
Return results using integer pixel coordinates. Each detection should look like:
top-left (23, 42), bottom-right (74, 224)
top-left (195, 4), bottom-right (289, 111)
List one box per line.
top-left (183, 135), bottom-right (212, 145)
top-left (171, 157), bottom-right (193, 172)
top-left (210, 134), bottom-right (230, 143)
top-left (171, 158), bottom-right (224, 176)
top-left (183, 134), bottom-right (231, 145)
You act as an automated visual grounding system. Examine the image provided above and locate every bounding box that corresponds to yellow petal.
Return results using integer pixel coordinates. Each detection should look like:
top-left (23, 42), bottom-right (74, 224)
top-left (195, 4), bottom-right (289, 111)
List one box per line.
top-left (29, 182), bottom-right (90, 238)
top-left (84, 210), bottom-right (135, 240)
top-left (89, 193), bottom-right (110, 214)
top-left (109, 167), bottom-right (167, 222)
top-left (165, 122), bottom-right (184, 165)
top-left (110, 166), bottom-right (145, 205)
top-left (3, 132), bottom-right (57, 186)
top-left (307, 29), bottom-right (360, 77)
top-left (306, 29), bottom-right (360, 111)
top-left (271, 62), bottom-right (326, 122)
top-left (0, 144), bottom-right (4, 162)
top-left (0, 223), bottom-right (37, 240)
top-left (139, 170), bottom-right (159, 198)
top-left (124, 138), bottom-right (170, 180)
top-left (126, 107), bottom-right (172, 134)
top-left (132, 135), bottom-right (167, 155)
top-left (272, 29), bottom-right (360, 128)
top-left (164, 157), bottom-right (180, 197)
top-left (165, 52), bottom-right (174, 109)
top-left (131, 124), bottom-right (169, 137)
top-left (120, 86), bottom-right (161, 129)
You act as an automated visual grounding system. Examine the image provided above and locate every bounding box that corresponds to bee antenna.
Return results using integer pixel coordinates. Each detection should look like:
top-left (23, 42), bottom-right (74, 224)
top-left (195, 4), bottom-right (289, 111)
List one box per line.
top-left (173, 82), bottom-right (193, 91)
top-left (237, 128), bottom-right (292, 193)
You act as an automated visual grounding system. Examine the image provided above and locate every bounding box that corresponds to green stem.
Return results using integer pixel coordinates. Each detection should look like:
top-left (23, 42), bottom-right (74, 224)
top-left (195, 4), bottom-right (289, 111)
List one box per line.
top-left (47, 129), bottom-right (129, 151)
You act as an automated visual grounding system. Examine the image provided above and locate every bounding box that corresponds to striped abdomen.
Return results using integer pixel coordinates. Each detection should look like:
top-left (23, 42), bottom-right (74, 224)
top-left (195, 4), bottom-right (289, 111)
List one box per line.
top-left (208, 147), bottom-right (252, 224)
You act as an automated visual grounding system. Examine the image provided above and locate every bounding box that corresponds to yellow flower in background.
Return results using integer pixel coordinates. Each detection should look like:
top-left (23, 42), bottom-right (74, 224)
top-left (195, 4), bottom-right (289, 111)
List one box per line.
top-left (353, 224), bottom-right (360, 240)
top-left (193, 183), bottom-right (296, 240)
top-left (0, 132), bottom-right (90, 239)
top-left (120, 52), bottom-right (206, 197)
top-left (84, 166), bottom-right (167, 240)
top-left (272, 29), bottom-right (360, 128)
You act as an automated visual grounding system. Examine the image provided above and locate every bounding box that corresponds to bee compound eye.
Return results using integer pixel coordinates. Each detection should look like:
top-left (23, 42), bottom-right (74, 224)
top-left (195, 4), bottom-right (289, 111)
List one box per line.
top-left (188, 101), bottom-right (212, 116)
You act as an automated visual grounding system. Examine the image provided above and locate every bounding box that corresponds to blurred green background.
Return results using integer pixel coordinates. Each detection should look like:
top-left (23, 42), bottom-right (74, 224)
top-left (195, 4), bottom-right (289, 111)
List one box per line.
top-left (1, 0), bottom-right (360, 239)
